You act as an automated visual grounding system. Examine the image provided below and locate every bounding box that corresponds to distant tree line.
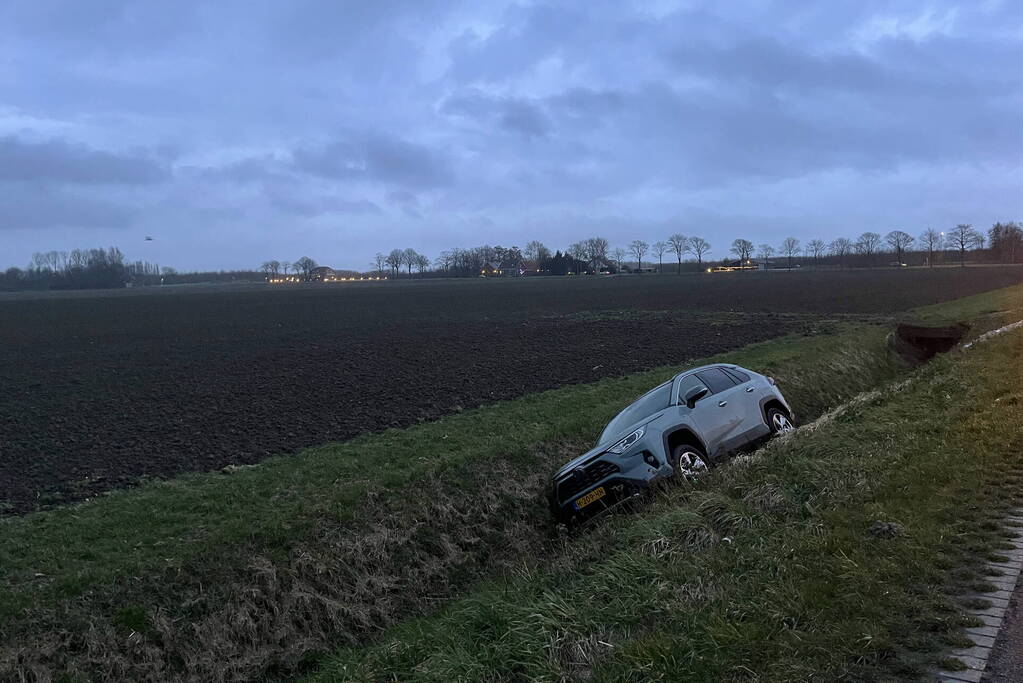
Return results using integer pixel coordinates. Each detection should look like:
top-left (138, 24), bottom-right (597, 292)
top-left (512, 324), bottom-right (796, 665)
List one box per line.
top-left (370, 234), bottom-right (714, 279)
top-left (757, 224), bottom-right (1018, 270)
top-left (0, 247), bottom-right (269, 292)
top-left (366, 223), bottom-right (1020, 280)
top-left (0, 247), bottom-right (135, 291)
top-left (7, 221), bottom-right (1018, 293)
top-left (260, 256), bottom-right (319, 279)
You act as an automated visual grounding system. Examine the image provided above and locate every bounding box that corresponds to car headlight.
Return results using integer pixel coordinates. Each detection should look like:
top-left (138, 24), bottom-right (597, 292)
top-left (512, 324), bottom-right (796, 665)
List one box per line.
top-left (607, 427), bottom-right (645, 454)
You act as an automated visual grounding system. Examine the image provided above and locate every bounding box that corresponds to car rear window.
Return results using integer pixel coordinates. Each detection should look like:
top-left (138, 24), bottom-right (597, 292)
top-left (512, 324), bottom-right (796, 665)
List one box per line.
top-left (696, 368), bottom-right (738, 394)
top-left (598, 382), bottom-right (672, 445)
top-left (723, 367), bottom-right (751, 383)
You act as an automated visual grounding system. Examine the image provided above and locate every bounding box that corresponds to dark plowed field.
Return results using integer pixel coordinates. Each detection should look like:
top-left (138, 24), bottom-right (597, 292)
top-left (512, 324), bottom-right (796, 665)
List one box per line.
top-left (2, 266), bottom-right (1020, 513)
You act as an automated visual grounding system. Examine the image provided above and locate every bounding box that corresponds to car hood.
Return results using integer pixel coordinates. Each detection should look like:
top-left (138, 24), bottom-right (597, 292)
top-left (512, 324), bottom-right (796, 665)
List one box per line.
top-left (554, 411), bottom-right (665, 478)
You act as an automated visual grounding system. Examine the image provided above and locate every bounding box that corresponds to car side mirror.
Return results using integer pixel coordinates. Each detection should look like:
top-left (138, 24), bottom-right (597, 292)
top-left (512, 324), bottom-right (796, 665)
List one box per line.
top-left (683, 386), bottom-right (709, 409)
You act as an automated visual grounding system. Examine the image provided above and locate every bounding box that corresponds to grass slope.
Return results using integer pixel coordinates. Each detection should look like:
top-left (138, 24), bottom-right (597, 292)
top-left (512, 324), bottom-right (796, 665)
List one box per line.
top-left (305, 305), bottom-right (1023, 681)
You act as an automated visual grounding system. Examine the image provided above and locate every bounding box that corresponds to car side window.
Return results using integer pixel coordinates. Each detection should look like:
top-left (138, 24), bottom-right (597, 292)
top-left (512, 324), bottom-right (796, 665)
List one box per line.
top-left (696, 368), bottom-right (738, 394)
top-left (723, 367), bottom-right (750, 384)
top-left (676, 374), bottom-right (708, 405)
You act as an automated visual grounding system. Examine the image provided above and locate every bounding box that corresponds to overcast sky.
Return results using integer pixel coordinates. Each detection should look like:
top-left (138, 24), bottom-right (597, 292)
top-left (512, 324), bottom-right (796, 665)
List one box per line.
top-left (2, 0), bottom-right (1021, 271)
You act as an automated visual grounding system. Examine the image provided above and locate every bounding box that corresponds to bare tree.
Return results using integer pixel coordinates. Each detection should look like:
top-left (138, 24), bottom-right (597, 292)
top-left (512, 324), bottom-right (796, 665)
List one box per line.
top-left (629, 240), bottom-right (648, 271)
top-left (280, 261), bottom-right (291, 276)
top-left (414, 253), bottom-right (430, 275)
top-left (947, 224), bottom-right (982, 267)
top-left (524, 240), bottom-right (550, 265)
top-left (385, 249), bottom-right (403, 277)
top-left (828, 238), bottom-right (852, 267)
top-left (260, 261), bottom-right (276, 278)
top-left (807, 239), bottom-right (826, 268)
top-left (757, 243), bottom-right (774, 269)
top-left (918, 228), bottom-right (940, 267)
top-left (373, 252), bottom-right (386, 276)
top-left (652, 241), bottom-right (667, 272)
top-left (689, 237), bottom-right (711, 267)
top-left (611, 247), bottom-right (627, 273)
top-left (855, 232), bottom-right (882, 265)
top-left (779, 237), bottom-right (800, 268)
top-left (730, 238), bottom-right (754, 263)
top-left (667, 233), bottom-right (688, 274)
top-left (584, 237), bottom-right (609, 272)
top-left (401, 247), bottom-right (420, 276)
top-left (433, 250), bottom-right (453, 273)
top-left (568, 241), bottom-right (588, 274)
top-left (294, 256), bottom-right (317, 280)
top-left (885, 231), bottom-right (914, 265)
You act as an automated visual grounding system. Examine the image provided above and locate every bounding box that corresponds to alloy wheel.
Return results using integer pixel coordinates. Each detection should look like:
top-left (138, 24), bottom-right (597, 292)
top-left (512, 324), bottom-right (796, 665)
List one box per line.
top-left (772, 412), bottom-right (795, 433)
top-left (676, 450), bottom-right (708, 477)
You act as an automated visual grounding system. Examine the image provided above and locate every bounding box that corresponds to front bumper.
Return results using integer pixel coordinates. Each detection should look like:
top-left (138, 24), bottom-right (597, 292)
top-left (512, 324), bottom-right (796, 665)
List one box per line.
top-left (549, 451), bottom-right (673, 525)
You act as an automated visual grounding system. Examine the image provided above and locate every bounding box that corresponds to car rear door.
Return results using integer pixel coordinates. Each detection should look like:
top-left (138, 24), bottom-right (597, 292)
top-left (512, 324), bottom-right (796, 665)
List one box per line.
top-left (720, 366), bottom-right (765, 434)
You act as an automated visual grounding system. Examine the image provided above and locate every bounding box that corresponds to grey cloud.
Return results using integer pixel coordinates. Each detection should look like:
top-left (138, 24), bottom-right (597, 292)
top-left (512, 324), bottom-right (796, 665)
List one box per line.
top-left (386, 189), bottom-right (422, 218)
top-left (268, 192), bottom-right (381, 217)
top-left (0, 184), bottom-right (133, 230)
top-left (0, 136), bottom-right (168, 185)
top-left (185, 157), bottom-right (294, 184)
top-left (292, 133), bottom-right (453, 190)
top-left (442, 90), bottom-right (550, 138)
top-left (2, 0), bottom-right (1023, 270)
top-left (446, 4), bottom-right (594, 84)
top-left (0, 0), bottom-right (198, 57)
top-left (547, 88), bottom-right (624, 122)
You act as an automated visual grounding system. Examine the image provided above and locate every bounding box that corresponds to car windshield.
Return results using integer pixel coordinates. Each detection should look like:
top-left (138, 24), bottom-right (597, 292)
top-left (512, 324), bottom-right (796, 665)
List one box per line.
top-left (598, 381), bottom-right (672, 445)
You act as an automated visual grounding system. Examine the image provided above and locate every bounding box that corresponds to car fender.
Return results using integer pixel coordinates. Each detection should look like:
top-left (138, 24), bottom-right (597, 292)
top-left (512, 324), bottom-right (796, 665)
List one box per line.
top-left (657, 418), bottom-right (709, 461)
top-left (758, 393), bottom-right (794, 423)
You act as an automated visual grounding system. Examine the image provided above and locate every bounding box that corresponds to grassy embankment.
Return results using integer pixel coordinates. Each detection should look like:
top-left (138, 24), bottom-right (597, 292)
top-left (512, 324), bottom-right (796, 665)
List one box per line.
top-left (1, 284), bottom-right (1021, 680)
top-left (301, 288), bottom-right (1023, 681)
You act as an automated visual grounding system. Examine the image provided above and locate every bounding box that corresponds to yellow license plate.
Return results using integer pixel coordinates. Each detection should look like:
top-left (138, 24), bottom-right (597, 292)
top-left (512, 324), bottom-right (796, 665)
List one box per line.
top-left (575, 486), bottom-right (607, 510)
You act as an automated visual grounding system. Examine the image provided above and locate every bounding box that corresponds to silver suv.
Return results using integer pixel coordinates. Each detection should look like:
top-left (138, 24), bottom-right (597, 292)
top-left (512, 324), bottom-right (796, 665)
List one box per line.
top-left (549, 364), bottom-right (794, 526)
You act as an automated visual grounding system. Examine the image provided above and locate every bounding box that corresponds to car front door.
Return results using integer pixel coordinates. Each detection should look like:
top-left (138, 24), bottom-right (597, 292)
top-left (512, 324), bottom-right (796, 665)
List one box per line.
top-left (687, 368), bottom-right (746, 456)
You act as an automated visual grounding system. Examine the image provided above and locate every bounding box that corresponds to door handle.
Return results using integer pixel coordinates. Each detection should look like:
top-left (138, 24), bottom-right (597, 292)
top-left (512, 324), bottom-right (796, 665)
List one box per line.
top-left (717, 400), bottom-right (727, 407)
top-left (745, 386), bottom-right (755, 392)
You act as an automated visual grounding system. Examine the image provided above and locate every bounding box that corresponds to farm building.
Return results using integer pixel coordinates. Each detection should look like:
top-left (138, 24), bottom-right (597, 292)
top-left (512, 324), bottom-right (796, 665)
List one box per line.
top-left (480, 261), bottom-right (503, 277)
top-left (309, 266), bottom-right (336, 282)
top-left (502, 259), bottom-right (534, 276)
top-left (481, 260), bottom-right (533, 277)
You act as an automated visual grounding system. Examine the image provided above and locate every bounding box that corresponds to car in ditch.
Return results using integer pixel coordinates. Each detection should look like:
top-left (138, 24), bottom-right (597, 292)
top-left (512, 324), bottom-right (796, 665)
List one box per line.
top-left (549, 363), bottom-right (794, 526)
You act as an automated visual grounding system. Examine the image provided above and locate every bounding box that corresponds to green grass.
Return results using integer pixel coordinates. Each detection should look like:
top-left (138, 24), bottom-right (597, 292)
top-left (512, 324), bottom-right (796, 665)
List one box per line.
top-left (911, 282), bottom-right (1023, 323)
top-left (0, 324), bottom-right (895, 622)
top-left (3, 283), bottom-right (1023, 680)
top-left (302, 312), bottom-right (1023, 682)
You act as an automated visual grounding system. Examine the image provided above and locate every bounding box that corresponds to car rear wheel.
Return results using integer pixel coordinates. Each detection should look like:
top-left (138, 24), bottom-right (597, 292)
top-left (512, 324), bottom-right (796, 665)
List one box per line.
top-left (671, 443), bottom-right (709, 479)
top-left (767, 406), bottom-right (795, 435)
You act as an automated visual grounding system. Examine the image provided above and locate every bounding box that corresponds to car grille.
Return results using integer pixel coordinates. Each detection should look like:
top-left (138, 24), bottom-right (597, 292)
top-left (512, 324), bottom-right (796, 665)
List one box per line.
top-left (558, 460), bottom-right (620, 502)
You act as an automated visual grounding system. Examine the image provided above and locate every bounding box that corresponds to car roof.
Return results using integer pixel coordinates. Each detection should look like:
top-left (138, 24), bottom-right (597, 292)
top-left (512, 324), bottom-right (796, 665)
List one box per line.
top-left (672, 363), bottom-right (745, 382)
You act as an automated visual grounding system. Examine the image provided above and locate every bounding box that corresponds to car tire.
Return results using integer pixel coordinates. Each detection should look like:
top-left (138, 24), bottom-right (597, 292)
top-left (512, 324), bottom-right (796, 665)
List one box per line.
top-left (766, 406), bottom-right (796, 435)
top-left (671, 443), bottom-right (709, 480)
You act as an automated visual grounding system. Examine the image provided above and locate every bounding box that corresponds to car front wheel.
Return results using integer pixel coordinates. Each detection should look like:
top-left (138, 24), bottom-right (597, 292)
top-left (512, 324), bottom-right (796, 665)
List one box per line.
top-left (671, 443), bottom-right (709, 479)
top-left (767, 406), bottom-right (795, 435)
